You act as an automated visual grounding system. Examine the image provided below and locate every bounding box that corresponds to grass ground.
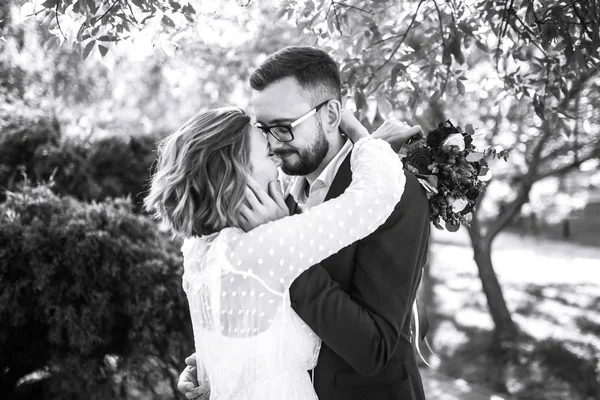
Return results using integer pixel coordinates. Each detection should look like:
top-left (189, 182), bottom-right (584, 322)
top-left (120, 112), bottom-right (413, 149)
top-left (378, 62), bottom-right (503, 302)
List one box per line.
top-left (422, 228), bottom-right (600, 399)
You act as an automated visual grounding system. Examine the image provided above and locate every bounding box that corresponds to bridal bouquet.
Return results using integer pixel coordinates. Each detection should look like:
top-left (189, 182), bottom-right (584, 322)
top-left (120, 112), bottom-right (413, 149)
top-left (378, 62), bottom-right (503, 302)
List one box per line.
top-left (401, 120), bottom-right (508, 231)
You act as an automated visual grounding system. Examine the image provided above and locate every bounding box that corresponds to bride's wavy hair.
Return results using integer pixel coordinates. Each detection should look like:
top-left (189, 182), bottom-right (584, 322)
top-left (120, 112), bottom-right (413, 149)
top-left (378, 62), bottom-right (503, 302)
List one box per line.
top-left (145, 107), bottom-right (251, 237)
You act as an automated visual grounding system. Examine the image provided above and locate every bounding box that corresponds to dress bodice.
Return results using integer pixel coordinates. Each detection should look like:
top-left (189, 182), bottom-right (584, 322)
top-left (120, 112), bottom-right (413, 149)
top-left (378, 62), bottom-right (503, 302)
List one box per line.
top-left (183, 239), bottom-right (321, 400)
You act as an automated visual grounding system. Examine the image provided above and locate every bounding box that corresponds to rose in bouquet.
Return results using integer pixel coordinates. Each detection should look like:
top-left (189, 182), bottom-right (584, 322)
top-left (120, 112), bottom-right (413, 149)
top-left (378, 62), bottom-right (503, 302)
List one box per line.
top-left (401, 120), bottom-right (508, 231)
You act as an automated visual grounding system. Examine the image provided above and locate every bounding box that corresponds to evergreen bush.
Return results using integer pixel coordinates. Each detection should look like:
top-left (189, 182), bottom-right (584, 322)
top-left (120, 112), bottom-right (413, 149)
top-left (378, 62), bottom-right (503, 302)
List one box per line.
top-left (0, 184), bottom-right (192, 399)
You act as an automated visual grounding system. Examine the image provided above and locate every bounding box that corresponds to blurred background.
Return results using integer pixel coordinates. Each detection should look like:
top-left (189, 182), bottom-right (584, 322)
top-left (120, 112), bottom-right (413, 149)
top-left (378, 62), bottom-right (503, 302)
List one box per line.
top-left (1, 0), bottom-right (599, 399)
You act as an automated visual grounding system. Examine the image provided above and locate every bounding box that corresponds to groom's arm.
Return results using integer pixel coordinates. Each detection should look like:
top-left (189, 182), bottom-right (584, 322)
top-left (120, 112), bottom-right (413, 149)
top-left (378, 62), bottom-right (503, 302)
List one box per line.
top-left (290, 172), bottom-right (430, 377)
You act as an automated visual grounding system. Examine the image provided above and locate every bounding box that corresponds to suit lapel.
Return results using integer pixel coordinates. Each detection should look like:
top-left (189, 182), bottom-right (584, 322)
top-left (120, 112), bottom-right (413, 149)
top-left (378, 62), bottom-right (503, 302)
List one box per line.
top-left (324, 151), bottom-right (353, 201)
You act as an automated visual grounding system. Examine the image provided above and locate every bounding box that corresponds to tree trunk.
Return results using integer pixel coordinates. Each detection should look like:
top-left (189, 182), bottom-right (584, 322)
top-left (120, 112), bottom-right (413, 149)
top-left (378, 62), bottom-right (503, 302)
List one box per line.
top-left (470, 231), bottom-right (519, 345)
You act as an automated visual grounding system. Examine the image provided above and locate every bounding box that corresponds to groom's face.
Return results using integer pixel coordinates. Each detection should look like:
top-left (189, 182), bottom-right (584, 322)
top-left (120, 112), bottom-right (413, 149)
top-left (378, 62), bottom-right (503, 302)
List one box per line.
top-left (251, 77), bottom-right (329, 177)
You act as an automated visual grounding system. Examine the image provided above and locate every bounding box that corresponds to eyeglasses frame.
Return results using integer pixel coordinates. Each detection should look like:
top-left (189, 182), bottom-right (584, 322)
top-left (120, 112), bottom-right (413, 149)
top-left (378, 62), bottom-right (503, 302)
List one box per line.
top-left (255, 100), bottom-right (331, 142)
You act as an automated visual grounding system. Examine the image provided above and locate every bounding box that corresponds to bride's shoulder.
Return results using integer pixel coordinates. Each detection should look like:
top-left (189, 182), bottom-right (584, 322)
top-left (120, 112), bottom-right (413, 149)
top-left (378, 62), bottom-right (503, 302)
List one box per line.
top-left (181, 228), bottom-right (245, 255)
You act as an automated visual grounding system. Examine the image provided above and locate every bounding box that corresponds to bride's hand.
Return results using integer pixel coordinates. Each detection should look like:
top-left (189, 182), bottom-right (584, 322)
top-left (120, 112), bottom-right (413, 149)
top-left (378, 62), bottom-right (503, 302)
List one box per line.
top-left (339, 109), bottom-right (369, 143)
top-left (238, 176), bottom-right (289, 232)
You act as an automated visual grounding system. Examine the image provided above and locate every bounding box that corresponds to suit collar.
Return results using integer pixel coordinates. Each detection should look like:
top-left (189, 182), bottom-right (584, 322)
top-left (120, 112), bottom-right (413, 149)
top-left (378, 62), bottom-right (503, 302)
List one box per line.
top-left (324, 150), bottom-right (353, 202)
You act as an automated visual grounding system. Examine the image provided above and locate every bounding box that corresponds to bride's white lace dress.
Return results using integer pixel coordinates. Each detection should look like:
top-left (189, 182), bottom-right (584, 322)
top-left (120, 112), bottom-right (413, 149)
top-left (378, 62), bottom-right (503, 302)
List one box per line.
top-left (181, 137), bottom-right (406, 400)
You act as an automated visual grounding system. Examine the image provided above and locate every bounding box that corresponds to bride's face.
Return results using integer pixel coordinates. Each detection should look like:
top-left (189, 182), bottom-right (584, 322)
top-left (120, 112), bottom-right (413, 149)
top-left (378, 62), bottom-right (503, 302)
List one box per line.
top-left (248, 126), bottom-right (279, 190)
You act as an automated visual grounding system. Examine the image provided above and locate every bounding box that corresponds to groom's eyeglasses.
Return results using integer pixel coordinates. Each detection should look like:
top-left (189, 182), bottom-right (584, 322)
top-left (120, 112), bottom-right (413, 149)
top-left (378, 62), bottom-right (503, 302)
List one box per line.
top-left (255, 100), bottom-right (330, 142)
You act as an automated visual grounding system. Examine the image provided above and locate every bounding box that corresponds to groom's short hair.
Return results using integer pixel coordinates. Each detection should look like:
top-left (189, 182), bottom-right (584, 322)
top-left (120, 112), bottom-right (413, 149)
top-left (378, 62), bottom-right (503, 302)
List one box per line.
top-left (250, 46), bottom-right (342, 103)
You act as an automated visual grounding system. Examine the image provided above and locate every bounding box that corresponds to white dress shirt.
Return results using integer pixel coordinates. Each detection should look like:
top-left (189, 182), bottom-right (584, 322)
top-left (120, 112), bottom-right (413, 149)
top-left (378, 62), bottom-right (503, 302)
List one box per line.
top-left (281, 140), bottom-right (353, 212)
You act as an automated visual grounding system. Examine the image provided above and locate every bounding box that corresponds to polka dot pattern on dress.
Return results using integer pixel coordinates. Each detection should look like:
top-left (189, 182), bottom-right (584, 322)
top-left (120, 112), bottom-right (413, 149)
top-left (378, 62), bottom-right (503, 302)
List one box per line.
top-left (177, 138), bottom-right (405, 397)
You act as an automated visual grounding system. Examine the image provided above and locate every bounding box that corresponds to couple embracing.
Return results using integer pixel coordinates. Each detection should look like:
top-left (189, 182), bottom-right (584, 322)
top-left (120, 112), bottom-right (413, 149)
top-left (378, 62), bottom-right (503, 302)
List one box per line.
top-left (145, 46), bottom-right (430, 400)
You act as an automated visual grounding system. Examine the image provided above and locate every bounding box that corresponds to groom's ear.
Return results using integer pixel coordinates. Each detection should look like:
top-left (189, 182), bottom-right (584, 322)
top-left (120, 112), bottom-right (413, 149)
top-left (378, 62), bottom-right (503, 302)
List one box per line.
top-left (324, 100), bottom-right (342, 134)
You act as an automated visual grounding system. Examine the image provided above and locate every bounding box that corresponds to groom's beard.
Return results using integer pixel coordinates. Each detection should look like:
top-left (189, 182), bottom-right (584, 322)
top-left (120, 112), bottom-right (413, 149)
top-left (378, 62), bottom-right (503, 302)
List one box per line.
top-left (276, 124), bottom-right (329, 176)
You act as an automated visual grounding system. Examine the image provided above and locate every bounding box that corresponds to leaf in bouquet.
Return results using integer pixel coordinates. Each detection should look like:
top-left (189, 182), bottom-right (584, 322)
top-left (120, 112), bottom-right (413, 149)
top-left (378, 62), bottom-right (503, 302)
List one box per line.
top-left (433, 220), bottom-right (444, 231)
top-left (465, 123), bottom-right (475, 135)
top-left (417, 178), bottom-right (438, 195)
top-left (478, 166), bottom-right (492, 182)
top-left (483, 147), bottom-right (496, 158)
top-left (445, 221), bottom-right (460, 232)
top-left (406, 165), bottom-right (420, 175)
top-left (466, 152), bottom-right (484, 162)
top-left (427, 175), bottom-right (438, 188)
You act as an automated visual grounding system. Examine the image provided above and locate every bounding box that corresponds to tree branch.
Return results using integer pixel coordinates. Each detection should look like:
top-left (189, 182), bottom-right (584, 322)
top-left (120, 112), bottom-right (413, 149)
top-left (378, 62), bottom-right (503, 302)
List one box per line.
top-left (484, 117), bottom-right (553, 243)
top-left (502, 0), bottom-right (515, 38)
top-left (96, 0), bottom-right (120, 26)
top-left (365, 79), bottom-right (388, 97)
top-left (444, 0), bottom-right (457, 25)
top-left (332, 1), bottom-right (373, 14)
top-left (324, 1), bottom-right (333, 22)
top-left (507, 9), bottom-right (549, 56)
top-left (535, 148), bottom-right (600, 181)
top-left (467, 211), bottom-right (485, 247)
top-left (539, 142), bottom-right (590, 165)
top-left (125, 0), bottom-right (138, 23)
top-left (332, 1), bottom-right (342, 34)
top-left (371, 31), bottom-right (412, 46)
top-left (363, 0), bottom-right (425, 90)
top-left (433, 0), bottom-right (447, 49)
top-left (571, 0), bottom-right (592, 36)
top-left (496, 0), bottom-right (514, 55)
top-left (55, 1), bottom-right (67, 40)
top-left (433, 0), bottom-right (451, 95)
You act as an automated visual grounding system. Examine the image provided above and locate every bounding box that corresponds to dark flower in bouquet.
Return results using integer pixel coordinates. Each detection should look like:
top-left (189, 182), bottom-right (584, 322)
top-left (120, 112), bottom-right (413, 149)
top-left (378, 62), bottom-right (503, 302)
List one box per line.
top-left (426, 120), bottom-right (461, 148)
top-left (432, 147), bottom-right (447, 163)
top-left (401, 120), bottom-right (505, 232)
top-left (404, 148), bottom-right (433, 175)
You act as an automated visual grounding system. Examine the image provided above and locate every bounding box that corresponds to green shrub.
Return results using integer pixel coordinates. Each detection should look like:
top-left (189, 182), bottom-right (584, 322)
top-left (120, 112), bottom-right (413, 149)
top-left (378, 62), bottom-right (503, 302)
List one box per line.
top-left (0, 108), bottom-right (61, 199)
top-left (0, 185), bottom-right (193, 399)
top-left (84, 134), bottom-right (159, 211)
top-left (0, 107), bottom-right (160, 212)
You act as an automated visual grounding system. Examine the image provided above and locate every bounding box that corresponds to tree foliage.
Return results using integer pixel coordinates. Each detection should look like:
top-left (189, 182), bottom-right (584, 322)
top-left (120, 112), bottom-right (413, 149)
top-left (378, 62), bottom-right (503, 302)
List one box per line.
top-left (0, 184), bottom-right (192, 398)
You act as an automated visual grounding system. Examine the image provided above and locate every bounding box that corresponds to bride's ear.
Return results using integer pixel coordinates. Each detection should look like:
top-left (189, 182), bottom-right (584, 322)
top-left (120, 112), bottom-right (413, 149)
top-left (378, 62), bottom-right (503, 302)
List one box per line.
top-left (324, 100), bottom-right (342, 134)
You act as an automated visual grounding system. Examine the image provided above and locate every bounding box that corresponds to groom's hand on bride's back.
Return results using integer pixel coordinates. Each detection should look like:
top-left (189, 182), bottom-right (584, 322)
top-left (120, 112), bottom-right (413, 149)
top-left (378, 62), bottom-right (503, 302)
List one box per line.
top-left (238, 177), bottom-right (289, 232)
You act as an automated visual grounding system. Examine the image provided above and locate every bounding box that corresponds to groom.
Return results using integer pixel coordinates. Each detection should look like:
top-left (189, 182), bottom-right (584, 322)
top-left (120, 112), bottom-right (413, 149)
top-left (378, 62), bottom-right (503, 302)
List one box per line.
top-left (181, 46), bottom-right (430, 399)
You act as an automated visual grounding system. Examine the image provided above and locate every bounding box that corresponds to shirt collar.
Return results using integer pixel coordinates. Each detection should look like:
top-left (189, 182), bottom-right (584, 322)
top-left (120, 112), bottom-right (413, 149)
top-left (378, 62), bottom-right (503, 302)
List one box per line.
top-left (283, 139), bottom-right (353, 204)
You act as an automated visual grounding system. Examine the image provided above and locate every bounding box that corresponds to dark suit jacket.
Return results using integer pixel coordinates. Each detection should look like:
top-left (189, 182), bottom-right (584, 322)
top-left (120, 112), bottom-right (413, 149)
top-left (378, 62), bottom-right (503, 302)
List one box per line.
top-left (289, 151), bottom-right (430, 400)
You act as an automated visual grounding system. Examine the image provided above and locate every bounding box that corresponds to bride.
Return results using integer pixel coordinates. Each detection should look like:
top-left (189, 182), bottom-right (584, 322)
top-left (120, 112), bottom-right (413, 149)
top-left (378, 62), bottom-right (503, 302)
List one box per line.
top-left (144, 106), bottom-right (406, 399)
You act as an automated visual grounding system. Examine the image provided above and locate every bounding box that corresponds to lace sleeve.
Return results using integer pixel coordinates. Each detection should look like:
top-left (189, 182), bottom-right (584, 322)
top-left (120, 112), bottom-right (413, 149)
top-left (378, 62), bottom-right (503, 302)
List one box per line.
top-left (220, 137), bottom-right (406, 295)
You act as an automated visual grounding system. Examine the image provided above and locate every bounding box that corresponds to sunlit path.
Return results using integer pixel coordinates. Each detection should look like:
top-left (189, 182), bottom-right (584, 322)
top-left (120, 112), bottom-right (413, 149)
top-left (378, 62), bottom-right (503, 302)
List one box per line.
top-left (422, 369), bottom-right (509, 400)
